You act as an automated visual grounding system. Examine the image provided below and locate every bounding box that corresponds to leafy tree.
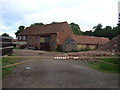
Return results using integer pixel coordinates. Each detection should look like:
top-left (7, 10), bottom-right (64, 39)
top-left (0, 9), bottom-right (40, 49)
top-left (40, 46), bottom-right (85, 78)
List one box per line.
top-left (69, 22), bottom-right (82, 35)
top-left (18, 25), bottom-right (25, 30)
top-left (93, 23), bottom-right (103, 37)
top-left (83, 24), bottom-right (120, 40)
top-left (15, 25), bottom-right (25, 37)
top-left (1, 33), bottom-right (10, 37)
top-left (103, 26), bottom-right (112, 39)
top-left (30, 23), bottom-right (44, 26)
top-left (51, 22), bottom-right (57, 24)
top-left (112, 26), bottom-right (120, 38)
top-left (82, 30), bottom-right (94, 36)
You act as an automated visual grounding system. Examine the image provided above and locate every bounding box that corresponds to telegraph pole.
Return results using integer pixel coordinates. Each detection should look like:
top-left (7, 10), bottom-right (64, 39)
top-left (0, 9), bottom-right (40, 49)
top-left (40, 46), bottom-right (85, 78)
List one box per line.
top-left (118, 1), bottom-right (120, 26)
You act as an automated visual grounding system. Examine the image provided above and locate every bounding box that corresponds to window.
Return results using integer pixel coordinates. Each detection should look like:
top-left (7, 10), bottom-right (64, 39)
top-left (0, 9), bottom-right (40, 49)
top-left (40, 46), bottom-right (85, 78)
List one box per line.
top-left (52, 42), bottom-right (55, 46)
top-left (40, 37), bottom-right (50, 43)
top-left (19, 36), bottom-right (22, 40)
top-left (40, 37), bottom-right (45, 43)
top-left (23, 36), bottom-right (26, 40)
top-left (65, 39), bottom-right (74, 44)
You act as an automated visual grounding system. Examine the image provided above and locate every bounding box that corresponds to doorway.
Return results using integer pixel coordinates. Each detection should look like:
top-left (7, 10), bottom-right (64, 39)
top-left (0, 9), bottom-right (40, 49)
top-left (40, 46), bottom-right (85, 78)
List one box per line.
top-left (40, 36), bottom-right (50, 50)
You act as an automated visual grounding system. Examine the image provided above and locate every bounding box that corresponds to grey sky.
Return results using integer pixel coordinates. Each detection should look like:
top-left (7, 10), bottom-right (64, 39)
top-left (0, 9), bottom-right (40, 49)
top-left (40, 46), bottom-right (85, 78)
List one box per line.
top-left (0, 0), bottom-right (119, 38)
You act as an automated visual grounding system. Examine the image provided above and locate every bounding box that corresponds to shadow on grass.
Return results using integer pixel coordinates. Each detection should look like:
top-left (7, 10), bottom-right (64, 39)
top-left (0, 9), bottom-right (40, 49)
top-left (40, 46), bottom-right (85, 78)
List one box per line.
top-left (88, 58), bottom-right (120, 74)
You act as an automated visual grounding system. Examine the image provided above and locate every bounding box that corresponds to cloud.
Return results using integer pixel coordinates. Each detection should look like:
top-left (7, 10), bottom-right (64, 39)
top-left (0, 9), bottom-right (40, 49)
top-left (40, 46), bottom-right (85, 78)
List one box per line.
top-left (0, 0), bottom-right (119, 38)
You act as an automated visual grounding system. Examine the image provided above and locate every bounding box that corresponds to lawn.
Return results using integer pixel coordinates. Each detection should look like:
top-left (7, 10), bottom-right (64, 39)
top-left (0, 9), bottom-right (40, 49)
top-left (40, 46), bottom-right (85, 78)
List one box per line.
top-left (0, 57), bottom-right (17, 77)
top-left (88, 58), bottom-right (120, 73)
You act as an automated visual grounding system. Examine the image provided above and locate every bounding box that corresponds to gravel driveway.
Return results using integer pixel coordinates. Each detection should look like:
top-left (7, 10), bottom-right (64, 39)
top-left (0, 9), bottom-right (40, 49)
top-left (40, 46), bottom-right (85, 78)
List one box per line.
top-left (2, 49), bottom-right (119, 88)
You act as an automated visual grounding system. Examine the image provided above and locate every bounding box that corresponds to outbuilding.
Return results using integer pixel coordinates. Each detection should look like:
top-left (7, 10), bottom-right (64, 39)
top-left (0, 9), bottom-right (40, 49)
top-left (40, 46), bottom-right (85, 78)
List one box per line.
top-left (62, 35), bottom-right (110, 52)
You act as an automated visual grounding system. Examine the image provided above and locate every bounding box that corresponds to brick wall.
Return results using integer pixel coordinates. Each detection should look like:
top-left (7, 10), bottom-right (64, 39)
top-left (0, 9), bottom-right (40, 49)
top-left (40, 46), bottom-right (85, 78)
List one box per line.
top-left (57, 23), bottom-right (73, 46)
top-left (50, 34), bottom-right (57, 50)
top-left (27, 35), bottom-right (40, 49)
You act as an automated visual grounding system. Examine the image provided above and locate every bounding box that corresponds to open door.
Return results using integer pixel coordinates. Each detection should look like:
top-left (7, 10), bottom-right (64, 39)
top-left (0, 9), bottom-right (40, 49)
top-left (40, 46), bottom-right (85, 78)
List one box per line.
top-left (40, 36), bottom-right (50, 50)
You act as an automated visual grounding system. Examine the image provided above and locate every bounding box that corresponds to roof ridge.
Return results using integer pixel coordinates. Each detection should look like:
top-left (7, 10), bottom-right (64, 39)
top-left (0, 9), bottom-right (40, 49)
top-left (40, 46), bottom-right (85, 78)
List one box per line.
top-left (25, 21), bottom-right (67, 28)
top-left (44, 21), bottom-right (67, 26)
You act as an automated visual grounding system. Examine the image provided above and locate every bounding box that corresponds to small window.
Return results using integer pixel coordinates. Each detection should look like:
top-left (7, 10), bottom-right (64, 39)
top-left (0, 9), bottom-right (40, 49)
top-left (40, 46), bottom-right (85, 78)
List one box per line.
top-left (19, 36), bottom-right (22, 40)
top-left (65, 39), bottom-right (73, 44)
top-left (23, 36), bottom-right (26, 40)
top-left (52, 42), bottom-right (55, 46)
top-left (40, 37), bottom-right (45, 43)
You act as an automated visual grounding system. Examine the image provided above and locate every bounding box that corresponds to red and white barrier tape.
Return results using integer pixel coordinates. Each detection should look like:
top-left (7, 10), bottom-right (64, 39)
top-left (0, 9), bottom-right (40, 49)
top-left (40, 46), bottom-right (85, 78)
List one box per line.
top-left (54, 57), bottom-right (80, 60)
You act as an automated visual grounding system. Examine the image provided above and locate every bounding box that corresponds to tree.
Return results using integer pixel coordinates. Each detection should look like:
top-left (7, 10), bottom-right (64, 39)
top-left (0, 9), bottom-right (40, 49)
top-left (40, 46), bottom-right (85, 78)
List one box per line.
top-left (1, 33), bottom-right (10, 37)
top-left (18, 25), bottom-right (25, 31)
top-left (112, 26), bottom-right (120, 39)
top-left (30, 23), bottom-right (44, 26)
top-left (15, 25), bottom-right (25, 37)
top-left (69, 22), bottom-right (82, 35)
top-left (103, 26), bottom-right (112, 39)
top-left (93, 23), bottom-right (103, 37)
top-left (82, 30), bottom-right (94, 36)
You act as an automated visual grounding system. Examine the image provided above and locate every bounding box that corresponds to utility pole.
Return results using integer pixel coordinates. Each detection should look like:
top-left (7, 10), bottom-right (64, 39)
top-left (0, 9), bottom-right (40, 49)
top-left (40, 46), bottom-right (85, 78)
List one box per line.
top-left (117, 1), bottom-right (120, 26)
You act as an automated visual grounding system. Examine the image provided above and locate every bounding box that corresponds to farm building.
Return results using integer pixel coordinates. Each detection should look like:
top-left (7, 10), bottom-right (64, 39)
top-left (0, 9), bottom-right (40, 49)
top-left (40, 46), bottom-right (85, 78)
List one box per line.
top-left (17, 21), bottom-right (109, 51)
top-left (17, 22), bottom-right (73, 50)
top-left (62, 35), bottom-right (110, 52)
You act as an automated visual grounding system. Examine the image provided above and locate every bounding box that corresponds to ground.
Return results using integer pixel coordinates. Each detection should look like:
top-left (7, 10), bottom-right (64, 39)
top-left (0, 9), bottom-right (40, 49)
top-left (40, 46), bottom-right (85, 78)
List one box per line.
top-left (2, 49), bottom-right (119, 88)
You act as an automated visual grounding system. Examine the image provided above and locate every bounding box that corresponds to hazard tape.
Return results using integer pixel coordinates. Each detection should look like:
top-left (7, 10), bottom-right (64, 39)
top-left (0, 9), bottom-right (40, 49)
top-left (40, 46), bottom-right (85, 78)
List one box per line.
top-left (54, 57), bottom-right (80, 60)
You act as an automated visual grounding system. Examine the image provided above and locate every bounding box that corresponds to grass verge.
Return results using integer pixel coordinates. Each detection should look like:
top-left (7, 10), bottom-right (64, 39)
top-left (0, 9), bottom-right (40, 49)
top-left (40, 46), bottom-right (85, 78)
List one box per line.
top-left (88, 58), bottom-right (120, 73)
top-left (0, 58), bottom-right (17, 77)
top-left (67, 49), bottom-right (93, 52)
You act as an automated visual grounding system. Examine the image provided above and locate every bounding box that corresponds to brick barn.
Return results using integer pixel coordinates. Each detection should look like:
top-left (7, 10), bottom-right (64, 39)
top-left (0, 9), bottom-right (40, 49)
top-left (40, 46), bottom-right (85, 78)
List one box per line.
top-left (62, 35), bottom-right (110, 52)
top-left (17, 21), bottom-right (109, 51)
top-left (17, 22), bottom-right (73, 50)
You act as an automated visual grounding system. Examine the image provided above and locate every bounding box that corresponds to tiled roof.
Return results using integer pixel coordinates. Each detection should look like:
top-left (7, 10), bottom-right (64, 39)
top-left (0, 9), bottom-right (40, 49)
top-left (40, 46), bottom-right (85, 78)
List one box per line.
top-left (72, 35), bottom-right (110, 45)
top-left (18, 22), bottom-right (67, 35)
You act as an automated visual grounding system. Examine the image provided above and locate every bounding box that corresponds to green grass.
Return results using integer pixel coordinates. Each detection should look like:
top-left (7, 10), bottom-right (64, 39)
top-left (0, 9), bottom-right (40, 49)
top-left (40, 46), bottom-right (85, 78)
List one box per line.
top-left (1, 58), bottom-right (17, 77)
top-left (99, 58), bottom-right (119, 64)
top-left (88, 58), bottom-right (120, 73)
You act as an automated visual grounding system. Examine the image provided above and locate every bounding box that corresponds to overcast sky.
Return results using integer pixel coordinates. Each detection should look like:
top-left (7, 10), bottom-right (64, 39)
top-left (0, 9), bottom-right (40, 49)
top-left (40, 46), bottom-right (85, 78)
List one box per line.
top-left (0, 0), bottom-right (119, 38)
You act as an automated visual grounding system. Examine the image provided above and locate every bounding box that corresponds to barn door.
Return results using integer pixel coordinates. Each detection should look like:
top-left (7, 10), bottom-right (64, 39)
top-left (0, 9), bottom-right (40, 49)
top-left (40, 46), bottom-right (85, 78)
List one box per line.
top-left (40, 36), bottom-right (50, 50)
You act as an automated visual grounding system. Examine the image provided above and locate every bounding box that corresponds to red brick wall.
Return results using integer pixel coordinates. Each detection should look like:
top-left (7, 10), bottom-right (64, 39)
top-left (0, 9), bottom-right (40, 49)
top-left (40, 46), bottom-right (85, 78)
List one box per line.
top-left (27, 35), bottom-right (40, 49)
top-left (27, 34), bottom-right (57, 50)
top-left (57, 23), bottom-right (73, 46)
top-left (50, 34), bottom-right (57, 50)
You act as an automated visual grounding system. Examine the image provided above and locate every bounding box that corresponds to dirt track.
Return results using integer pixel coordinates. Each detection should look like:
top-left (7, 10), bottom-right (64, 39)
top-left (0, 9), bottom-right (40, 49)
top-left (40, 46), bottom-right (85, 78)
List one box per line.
top-left (2, 49), bottom-right (118, 88)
